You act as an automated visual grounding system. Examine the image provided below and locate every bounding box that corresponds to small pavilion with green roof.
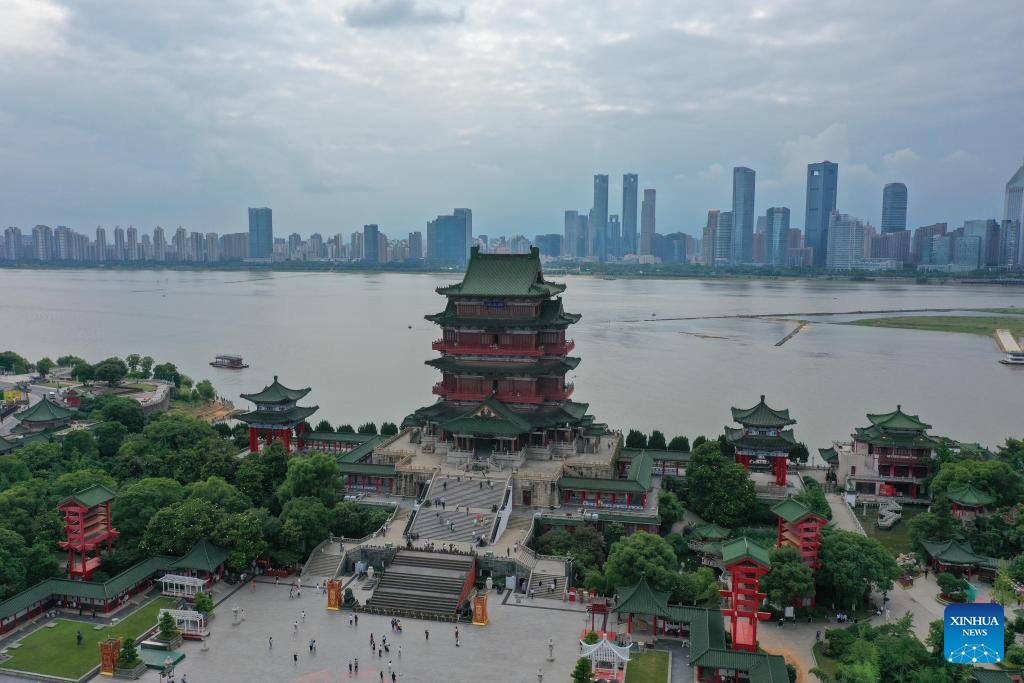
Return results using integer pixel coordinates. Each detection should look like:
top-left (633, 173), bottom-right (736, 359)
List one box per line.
top-left (12, 397), bottom-right (75, 435)
top-left (718, 537), bottom-right (772, 652)
top-left (947, 483), bottom-right (997, 521)
top-left (725, 395), bottom-right (797, 486)
top-left (919, 539), bottom-right (998, 579)
top-left (167, 539), bottom-right (230, 584)
top-left (236, 376), bottom-right (318, 452)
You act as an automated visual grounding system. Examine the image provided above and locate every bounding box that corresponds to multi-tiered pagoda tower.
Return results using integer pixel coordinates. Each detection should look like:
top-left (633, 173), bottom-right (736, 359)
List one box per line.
top-left (406, 246), bottom-right (604, 469)
top-left (237, 376), bottom-right (318, 452)
top-left (725, 395), bottom-right (797, 486)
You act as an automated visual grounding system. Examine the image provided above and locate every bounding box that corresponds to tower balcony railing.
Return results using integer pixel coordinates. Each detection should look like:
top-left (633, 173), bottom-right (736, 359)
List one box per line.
top-left (430, 339), bottom-right (575, 357)
top-left (548, 383), bottom-right (574, 401)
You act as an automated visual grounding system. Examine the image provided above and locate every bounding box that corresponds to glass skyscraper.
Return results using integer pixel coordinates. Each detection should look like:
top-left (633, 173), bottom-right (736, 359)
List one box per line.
top-left (622, 173), bottom-right (638, 255)
top-left (804, 161), bottom-right (839, 267)
top-left (765, 207), bottom-right (790, 266)
top-left (730, 167), bottom-right (755, 264)
top-left (591, 174), bottom-right (609, 260)
top-left (881, 182), bottom-right (908, 233)
top-left (248, 207), bottom-right (273, 259)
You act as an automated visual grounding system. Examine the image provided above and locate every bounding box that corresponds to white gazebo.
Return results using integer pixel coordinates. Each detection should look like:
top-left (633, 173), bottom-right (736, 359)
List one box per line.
top-left (159, 574), bottom-right (206, 599)
top-left (158, 608), bottom-right (208, 639)
top-left (580, 637), bottom-right (631, 682)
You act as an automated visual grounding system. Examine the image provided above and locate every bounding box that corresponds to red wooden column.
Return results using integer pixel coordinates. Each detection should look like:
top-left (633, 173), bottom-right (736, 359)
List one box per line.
top-left (249, 428), bottom-right (259, 452)
top-left (776, 457), bottom-right (788, 486)
top-left (282, 429), bottom-right (291, 452)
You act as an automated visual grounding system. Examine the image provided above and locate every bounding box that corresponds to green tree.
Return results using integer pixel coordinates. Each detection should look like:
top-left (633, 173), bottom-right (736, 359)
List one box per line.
top-left (142, 413), bottom-right (217, 450)
top-left (668, 435), bottom-right (690, 451)
top-left (603, 522), bottom-right (626, 548)
top-left (93, 357), bottom-right (128, 386)
top-left (763, 546), bottom-right (815, 607)
top-left (314, 419), bottom-right (334, 433)
top-left (380, 421), bottom-right (398, 436)
top-left (0, 456), bottom-right (31, 492)
top-left (186, 476), bottom-right (250, 513)
top-left (571, 657), bottom-right (592, 683)
top-left (118, 638), bottom-right (142, 668)
top-left (61, 430), bottom-right (100, 468)
top-left (193, 592), bottom-right (214, 614)
top-left (817, 528), bottom-right (899, 606)
top-left (142, 498), bottom-right (227, 556)
top-left (158, 611), bottom-right (179, 640)
top-left (992, 561), bottom-right (1018, 607)
top-left (17, 441), bottom-right (64, 477)
top-left (937, 572), bottom-right (964, 600)
top-left (125, 354), bottom-right (141, 373)
top-left (793, 480), bottom-right (832, 520)
top-left (788, 442), bottom-right (810, 464)
top-left (215, 508), bottom-right (270, 572)
top-left (930, 459), bottom-right (1021, 508)
top-left (683, 441), bottom-right (757, 528)
top-left (94, 421), bottom-right (128, 458)
top-left (0, 528), bottom-right (28, 599)
top-left (603, 531), bottom-right (678, 592)
top-left (71, 362), bottom-right (95, 383)
top-left (357, 422), bottom-right (377, 435)
top-left (23, 542), bottom-right (60, 586)
top-left (152, 362), bottom-right (180, 386)
top-left (907, 498), bottom-right (961, 553)
top-left (625, 429), bottom-right (647, 449)
top-left (194, 379), bottom-right (216, 401)
top-left (0, 351), bottom-right (31, 373)
top-left (138, 356), bottom-right (154, 379)
top-left (279, 497), bottom-right (331, 554)
top-left (113, 477), bottom-right (184, 542)
top-left (692, 435), bottom-right (707, 448)
top-left (672, 567), bottom-right (719, 606)
top-left (56, 355), bottom-right (85, 368)
top-left (925, 619), bottom-right (945, 659)
top-left (648, 430), bottom-right (667, 449)
top-left (35, 357), bottom-right (55, 377)
top-left (276, 453), bottom-right (340, 507)
top-left (51, 468), bottom-right (117, 500)
top-left (337, 424), bottom-right (355, 434)
top-left (657, 490), bottom-right (684, 533)
top-left (533, 526), bottom-right (606, 574)
top-left (100, 396), bottom-right (145, 433)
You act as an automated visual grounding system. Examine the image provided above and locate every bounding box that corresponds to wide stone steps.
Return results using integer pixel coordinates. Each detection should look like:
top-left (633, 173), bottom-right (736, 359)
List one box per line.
top-left (426, 476), bottom-right (507, 510)
top-left (528, 572), bottom-right (567, 600)
top-left (409, 509), bottom-right (495, 543)
top-left (376, 571), bottom-right (466, 594)
top-left (364, 550), bottom-right (473, 618)
top-left (302, 551), bottom-right (344, 579)
top-left (390, 554), bottom-right (473, 573)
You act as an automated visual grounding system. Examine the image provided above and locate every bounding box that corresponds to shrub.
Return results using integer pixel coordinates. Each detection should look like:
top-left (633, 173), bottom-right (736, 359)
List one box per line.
top-left (193, 591), bottom-right (214, 613)
top-left (158, 610), bottom-right (180, 640)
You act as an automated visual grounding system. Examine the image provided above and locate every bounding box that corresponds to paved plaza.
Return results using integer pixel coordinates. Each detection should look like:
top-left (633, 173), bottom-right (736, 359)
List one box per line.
top-left (142, 581), bottom-right (594, 683)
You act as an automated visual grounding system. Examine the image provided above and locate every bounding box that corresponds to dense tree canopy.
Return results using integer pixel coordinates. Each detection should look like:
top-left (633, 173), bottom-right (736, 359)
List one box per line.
top-left (682, 442), bottom-right (757, 528)
top-left (602, 531), bottom-right (678, 593)
top-left (763, 546), bottom-right (815, 607)
top-left (93, 357), bottom-right (128, 386)
top-left (817, 528), bottom-right (899, 607)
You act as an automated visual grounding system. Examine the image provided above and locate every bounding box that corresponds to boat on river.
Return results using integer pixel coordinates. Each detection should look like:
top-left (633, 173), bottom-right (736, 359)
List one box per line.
top-left (210, 354), bottom-right (248, 369)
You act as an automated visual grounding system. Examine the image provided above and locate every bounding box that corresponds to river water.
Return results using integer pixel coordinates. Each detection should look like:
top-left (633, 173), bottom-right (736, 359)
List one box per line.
top-left (0, 269), bottom-right (1020, 460)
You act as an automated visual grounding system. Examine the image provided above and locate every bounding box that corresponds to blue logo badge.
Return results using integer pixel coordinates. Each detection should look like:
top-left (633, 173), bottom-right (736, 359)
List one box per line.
top-left (944, 603), bottom-right (1003, 664)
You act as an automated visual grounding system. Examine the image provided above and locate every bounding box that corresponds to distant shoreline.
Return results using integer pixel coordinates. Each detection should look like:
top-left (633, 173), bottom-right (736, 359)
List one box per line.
top-left (1, 261), bottom-right (1022, 286)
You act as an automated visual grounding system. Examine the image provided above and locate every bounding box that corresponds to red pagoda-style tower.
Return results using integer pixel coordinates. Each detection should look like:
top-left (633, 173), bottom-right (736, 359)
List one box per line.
top-left (58, 484), bottom-right (119, 581)
top-left (770, 497), bottom-right (827, 606)
top-left (236, 376), bottom-right (318, 453)
top-left (719, 537), bottom-right (772, 652)
top-left (725, 395), bottom-right (797, 486)
top-left (406, 246), bottom-right (603, 469)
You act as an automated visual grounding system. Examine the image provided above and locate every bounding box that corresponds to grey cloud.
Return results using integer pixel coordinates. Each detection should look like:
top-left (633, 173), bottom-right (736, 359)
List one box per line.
top-left (344, 0), bottom-right (465, 29)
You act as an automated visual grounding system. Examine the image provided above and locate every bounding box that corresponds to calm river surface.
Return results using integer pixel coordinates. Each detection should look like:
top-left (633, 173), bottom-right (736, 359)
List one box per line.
top-left (1, 269), bottom-right (1021, 460)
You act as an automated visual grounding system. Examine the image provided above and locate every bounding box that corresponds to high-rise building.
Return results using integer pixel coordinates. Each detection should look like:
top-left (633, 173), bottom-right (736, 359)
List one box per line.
top-left (640, 189), bottom-right (656, 255)
top-left (563, 210), bottom-right (578, 258)
top-left (189, 232), bottom-right (205, 262)
top-left (248, 207), bottom-right (273, 260)
top-left (363, 224), bottom-right (380, 263)
top-left (3, 227), bottom-right (23, 260)
top-left (764, 207), bottom-right (790, 266)
top-left (140, 234), bottom-right (152, 260)
top-left (963, 219), bottom-right (1000, 267)
top-left (701, 210), bottom-right (719, 265)
top-left (205, 233), bottom-right (220, 262)
top-left (173, 227), bottom-right (187, 261)
top-left (911, 223), bottom-right (946, 264)
top-left (95, 227), bottom-right (107, 261)
top-left (805, 161), bottom-right (839, 267)
top-left (622, 173), bottom-right (638, 255)
top-left (535, 234), bottom-right (562, 258)
top-left (427, 210), bottom-right (471, 266)
top-left (126, 226), bottom-right (139, 261)
top-left (409, 231), bottom-right (423, 260)
top-left (454, 208), bottom-right (473, 262)
top-left (730, 167), bottom-right (756, 264)
top-left (826, 212), bottom-right (867, 270)
top-left (714, 212), bottom-right (733, 265)
top-left (32, 225), bottom-right (53, 261)
top-left (881, 183), bottom-right (908, 234)
top-left (152, 226), bottom-right (166, 261)
top-left (1005, 162), bottom-right (1024, 267)
top-left (608, 215), bottom-right (621, 256)
top-left (1000, 220), bottom-right (1021, 268)
top-left (574, 213), bottom-right (588, 258)
top-left (112, 227), bottom-right (126, 261)
top-left (591, 175), bottom-right (609, 260)
top-left (870, 230), bottom-right (911, 264)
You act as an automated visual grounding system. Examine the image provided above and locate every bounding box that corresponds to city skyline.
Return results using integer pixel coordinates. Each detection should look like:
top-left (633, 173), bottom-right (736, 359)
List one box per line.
top-left (1, 2), bottom-right (1021, 237)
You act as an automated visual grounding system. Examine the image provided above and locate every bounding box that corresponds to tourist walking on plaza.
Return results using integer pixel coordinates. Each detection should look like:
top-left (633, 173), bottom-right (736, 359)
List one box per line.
top-left (269, 635), bottom-right (273, 649)
top-left (293, 652), bottom-right (298, 665)
top-left (424, 628), bottom-right (429, 641)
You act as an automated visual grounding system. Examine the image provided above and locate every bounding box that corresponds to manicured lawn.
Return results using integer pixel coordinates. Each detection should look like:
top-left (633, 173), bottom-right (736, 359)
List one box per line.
top-left (123, 383), bottom-right (158, 392)
top-left (2, 596), bottom-right (175, 678)
top-left (848, 315), bottom-right (1024, 338)
top-left (624, 649), bottom-right (669, 683)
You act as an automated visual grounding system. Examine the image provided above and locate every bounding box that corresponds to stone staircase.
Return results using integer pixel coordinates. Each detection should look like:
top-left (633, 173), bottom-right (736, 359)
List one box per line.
top-left (408, 474), bottom-right (508, 543)
top-left (302, 546), bottom-right (344, 580)
top-left (528, 571), bottom-right (567, 600)
top-left (364, 550), bottom-right (474, 618)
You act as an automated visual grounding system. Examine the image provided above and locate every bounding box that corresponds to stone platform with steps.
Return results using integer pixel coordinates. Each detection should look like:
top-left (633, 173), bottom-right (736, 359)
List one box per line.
top-left (364, 550), bottom-right (474, 618)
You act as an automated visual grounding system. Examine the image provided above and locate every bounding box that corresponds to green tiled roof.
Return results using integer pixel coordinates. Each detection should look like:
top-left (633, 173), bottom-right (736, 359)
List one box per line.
top-left (410, 398), bottom-right (593, 434)
top-left (339, 462), bottom-right (396, 477)
top-left (169, 539), bottom-right (229, 573)
top-left (691, 649), bottom-right (790, 683)
top-left (426, 356), bottom-right (580, 377)
top-left (866, 405), bottom-right (931, 431)
top-left (60, 483), bottom-right (117, 509)
top-left (627, 450), bottom-right (653, 490)
top-left (688, 607), bottom-right (728, 660)
top-left (426, 298), bottom-right (581, 329)
top-left (302, 431), bottom-right (375, 444)
top-left (14, 397), bottom-right (74, 423)
top-left (771, 496), bottom-right (826, 524)
top-left (720, 536), bottom-right (771, 568)
top-left (440, 397), bottom-right (534, 436)
top-left (852, 425), bottom-right (939, 449)
top-left (724, 426), bottom-right (796, 451)
top-left (614, 576), bottom-right (670, 616)
top-left (235, 405), bottom-right (319, 426)
top-left (435, 246), bottom-right (566, 298)
top-left (730, 396), bottom-right (795, 427)
top-left (691, 523), bottom-right (731, 541)
top-left (0, 434), bottom-right (19, 453)
top-left (818, 447), bottom-right (839, 464)
top-left (337, 435), bottom-right (386, 464)
top-left (559, 476), bottom-right (646, 494)
top-left (620, 447), bottom-right (691, 463)
top-left (920, 539), bottom-right (998, 568)
top-left (946, 483), bottom-right (996, 507)
top-left (240, 376), bottom-right (311, 404)
top-left (972, 669), bottom-right (1024, 683)
top-left (0, 555), bottom-right (176, 621)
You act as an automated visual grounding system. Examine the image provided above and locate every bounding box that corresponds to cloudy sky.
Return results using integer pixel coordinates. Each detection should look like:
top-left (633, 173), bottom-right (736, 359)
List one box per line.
top-left (2, 0), bottom-right (1022, 239)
